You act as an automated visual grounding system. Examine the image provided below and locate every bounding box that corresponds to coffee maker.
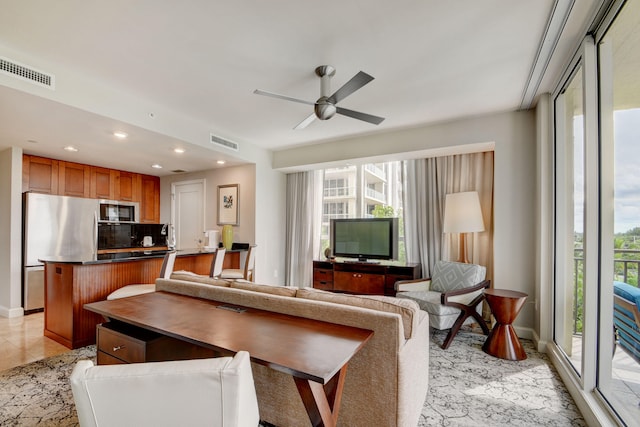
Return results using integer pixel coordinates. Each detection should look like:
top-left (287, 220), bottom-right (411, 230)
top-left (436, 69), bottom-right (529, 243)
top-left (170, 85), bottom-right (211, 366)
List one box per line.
top-left (203, 229), bottom-right (219, 250)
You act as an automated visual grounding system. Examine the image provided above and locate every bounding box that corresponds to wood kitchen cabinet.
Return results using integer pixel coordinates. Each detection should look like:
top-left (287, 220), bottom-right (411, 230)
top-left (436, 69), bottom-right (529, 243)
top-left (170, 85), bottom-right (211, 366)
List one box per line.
top-left (140, 174), bottom-right (160, 223)
top-left (313, 260), bottom-right (421, 296)
top-left (58, 161), bottom-right (91, 197)
top-left (116, 171), bottom-right (142, 202)
top-left (90, 167), bottom-right (118, 199)
top-left (23, 155), bottom-right (160, 222)
top-left (22, 155), bottom-right (59, 194)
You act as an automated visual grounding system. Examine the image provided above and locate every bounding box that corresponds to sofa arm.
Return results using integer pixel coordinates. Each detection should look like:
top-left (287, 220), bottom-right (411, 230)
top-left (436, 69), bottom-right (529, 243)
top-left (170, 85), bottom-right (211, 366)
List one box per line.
top-left (395, 278), bottom-right (431, 292)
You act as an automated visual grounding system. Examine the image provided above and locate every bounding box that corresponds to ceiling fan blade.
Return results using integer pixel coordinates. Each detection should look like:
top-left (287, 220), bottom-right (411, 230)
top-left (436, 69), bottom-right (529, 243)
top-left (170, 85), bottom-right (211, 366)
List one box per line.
top-left (253, 89), bottom-right (314, 106)
top-left (294, 113), bottom-right (316, 130)
top-left (327, 71), bottom-right (374, 104)
top-left (336, 107), bottom-right (385, 125)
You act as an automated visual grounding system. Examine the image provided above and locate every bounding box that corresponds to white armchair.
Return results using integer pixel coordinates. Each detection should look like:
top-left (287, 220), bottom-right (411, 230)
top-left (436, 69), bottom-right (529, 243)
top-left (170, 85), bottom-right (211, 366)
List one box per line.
top-left (396, 260), bottom-right (490, 349)
top-left (70, 351), bottom-right (259, 427)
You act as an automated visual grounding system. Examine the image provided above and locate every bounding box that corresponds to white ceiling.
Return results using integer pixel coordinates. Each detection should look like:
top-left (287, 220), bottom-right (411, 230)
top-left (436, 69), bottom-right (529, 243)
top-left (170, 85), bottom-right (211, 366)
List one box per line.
top-left (0, 0), bottom-right (601, 176)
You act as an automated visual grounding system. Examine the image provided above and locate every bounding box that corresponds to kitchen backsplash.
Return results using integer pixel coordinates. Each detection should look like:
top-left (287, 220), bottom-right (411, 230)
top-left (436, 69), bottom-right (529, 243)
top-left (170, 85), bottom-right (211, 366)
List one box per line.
top-left (98, 223), bottom-right (167, 250)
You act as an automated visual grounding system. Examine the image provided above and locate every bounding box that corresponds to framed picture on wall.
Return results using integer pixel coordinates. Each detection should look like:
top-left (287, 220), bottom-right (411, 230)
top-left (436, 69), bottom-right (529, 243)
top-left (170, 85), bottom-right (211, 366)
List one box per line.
top-left (217, 184), bottom-right (239, 225)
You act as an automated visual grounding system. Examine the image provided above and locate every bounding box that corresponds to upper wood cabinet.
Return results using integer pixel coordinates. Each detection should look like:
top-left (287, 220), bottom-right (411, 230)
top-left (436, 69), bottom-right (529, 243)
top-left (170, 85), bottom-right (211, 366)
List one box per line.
top-left (58, 161), bottom-right (91, 197)
top-left (140, 175), bottom-right (160, 223)
top-left (23, 155), bottom-right (160, 224)
top-left (90, 167), bottom-right (118, 200)
top-left (23, 155), bottom-right (59, 194)
top-left (116, 171), bottom-right (142, 202)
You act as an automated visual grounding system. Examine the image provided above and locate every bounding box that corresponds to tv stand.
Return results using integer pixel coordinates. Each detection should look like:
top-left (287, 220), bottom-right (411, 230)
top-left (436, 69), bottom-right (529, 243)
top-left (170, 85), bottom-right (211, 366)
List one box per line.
top-left (313, 260), bottom-right (421, 296)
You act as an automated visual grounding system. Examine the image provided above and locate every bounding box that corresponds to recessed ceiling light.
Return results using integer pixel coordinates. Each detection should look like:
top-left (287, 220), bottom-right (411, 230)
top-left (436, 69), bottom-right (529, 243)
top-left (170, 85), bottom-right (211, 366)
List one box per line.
top-left (216, 160), bottom-right (226, 165)
top-left (113, 131), bottom-right (128, 139)
top-left (174, 148), bottom-right (185, 154)
top-left (151, 164), bottom-right (163, 169)
top-left (63, 146), bottom-right (78, 152)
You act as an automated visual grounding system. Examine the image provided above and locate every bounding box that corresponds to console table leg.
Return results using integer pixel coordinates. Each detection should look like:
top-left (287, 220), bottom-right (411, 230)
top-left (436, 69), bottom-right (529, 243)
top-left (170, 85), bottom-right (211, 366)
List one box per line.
top-left (294, 365), bottom-right (348, 427)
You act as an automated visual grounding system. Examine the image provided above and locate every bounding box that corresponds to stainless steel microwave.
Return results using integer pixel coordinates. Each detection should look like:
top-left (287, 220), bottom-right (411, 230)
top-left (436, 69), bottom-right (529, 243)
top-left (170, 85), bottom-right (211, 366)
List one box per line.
top-left (98, 200), bottom-right (139, 223)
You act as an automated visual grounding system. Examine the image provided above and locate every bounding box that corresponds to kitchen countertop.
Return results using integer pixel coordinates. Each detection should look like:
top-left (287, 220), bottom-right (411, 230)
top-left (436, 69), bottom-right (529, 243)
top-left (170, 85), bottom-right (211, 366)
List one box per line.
top-left (39, 248), bottom-right (242, 265)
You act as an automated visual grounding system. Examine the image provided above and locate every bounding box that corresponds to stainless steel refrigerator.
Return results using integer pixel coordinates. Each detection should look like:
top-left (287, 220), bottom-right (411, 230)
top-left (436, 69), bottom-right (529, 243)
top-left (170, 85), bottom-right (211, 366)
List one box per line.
top-left (22, 192), bottom-right (99, 312)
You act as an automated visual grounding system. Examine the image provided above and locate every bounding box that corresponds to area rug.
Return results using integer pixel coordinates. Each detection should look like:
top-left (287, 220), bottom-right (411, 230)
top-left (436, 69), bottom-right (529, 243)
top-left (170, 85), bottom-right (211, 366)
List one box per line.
top-left (0, 345), bottom-right (95, 426)
top-left (420, 328), bottom-right (586, 426)
top-left (0, 330), bottom-right (585, 426)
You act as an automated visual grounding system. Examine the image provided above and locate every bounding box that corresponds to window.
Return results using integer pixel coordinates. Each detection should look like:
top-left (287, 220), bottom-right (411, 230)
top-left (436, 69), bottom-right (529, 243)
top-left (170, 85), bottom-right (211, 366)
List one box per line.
top-left (319, 161), bottom-right (405, 261)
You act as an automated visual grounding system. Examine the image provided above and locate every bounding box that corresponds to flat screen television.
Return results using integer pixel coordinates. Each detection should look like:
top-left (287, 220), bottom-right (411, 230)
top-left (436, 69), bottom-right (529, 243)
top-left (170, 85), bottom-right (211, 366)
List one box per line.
top-left (330, 217), bottom-right (399, 261)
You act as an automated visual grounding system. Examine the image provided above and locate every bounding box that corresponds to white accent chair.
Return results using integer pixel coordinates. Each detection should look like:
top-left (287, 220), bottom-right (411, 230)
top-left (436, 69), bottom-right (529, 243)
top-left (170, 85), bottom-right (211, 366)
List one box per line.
top-left (106, 251), bottom-right (176, 300)
top-left (209, 247), bottom-right (226, 278)
top-left (396, 260), bottom-right (490, 349)
top-left (70, 351), bottom-right (260, 427)
top-left (221, 244), bottom-right (256, 281)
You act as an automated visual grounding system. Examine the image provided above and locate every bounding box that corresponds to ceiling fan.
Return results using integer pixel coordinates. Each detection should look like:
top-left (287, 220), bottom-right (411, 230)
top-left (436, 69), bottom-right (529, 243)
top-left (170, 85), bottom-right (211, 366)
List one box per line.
top-left (254, 65), bottom-right (385, 130)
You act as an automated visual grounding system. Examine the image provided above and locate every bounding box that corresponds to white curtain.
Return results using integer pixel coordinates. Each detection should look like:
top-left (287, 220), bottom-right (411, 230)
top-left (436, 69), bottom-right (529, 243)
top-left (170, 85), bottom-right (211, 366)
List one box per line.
top-left (403, 152), bottom-right (494, 280)
top-left (284, 170), bottom-right (323, 287)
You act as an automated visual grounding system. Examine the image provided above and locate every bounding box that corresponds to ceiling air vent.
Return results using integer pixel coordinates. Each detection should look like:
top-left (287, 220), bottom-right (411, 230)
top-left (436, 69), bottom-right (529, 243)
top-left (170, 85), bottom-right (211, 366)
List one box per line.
top-left (0, 56), bottom-right (55, 89)
top-left (171, 169), bottom-right (187, 173)
top-left (210, 133), bottom-right (239, 152)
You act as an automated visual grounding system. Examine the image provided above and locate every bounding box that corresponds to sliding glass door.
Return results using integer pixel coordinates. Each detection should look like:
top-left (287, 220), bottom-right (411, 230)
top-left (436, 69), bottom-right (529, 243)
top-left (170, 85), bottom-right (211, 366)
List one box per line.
top-left (553, 0), bottom-right (640, 423)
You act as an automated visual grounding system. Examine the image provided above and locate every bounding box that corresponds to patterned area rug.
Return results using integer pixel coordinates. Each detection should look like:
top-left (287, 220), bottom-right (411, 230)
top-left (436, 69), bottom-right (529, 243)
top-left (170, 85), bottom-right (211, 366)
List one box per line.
top-left (0, 329), bottom-right (585, 426)
top-left (0, 345), bottom-right (95, 426)
top-left (421, 328), bottom-right (586, 426)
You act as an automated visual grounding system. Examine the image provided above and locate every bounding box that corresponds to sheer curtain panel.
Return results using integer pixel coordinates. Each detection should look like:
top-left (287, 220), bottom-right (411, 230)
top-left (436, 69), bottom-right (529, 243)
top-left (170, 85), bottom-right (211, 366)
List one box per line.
top-left (403, 152), bottom-right (494, 279)
top-left (284, 171), bottom-right (323, 287)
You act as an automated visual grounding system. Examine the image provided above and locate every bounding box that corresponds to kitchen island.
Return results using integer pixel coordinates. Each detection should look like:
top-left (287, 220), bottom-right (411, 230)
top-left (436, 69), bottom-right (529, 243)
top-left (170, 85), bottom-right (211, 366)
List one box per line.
top-left (41, 248), bottom-right (243, 349)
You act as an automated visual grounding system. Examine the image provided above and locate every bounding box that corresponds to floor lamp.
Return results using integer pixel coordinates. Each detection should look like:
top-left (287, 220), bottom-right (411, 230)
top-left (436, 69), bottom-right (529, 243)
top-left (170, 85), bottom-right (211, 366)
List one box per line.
top-left (443, 191), bottom-right (485, 264)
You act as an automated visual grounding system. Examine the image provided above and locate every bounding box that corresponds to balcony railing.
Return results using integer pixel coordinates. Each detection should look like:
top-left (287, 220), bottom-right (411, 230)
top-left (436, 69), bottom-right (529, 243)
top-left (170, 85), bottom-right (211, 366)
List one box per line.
top-left (365, 187), bottom-right (386, 202)
top-left (323, 186), bottom-right (355, 198)
top-left (573, 248), bottom-right (640, 333)
top-left (364, 164), bottom-right (386, 180)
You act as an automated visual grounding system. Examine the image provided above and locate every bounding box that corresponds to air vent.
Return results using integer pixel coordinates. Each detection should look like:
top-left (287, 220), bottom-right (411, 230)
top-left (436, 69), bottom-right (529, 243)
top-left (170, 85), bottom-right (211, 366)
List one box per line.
top-left (0, 57), bottom-right (55, 89)
top-left (171, 169), bottom-right (187, 173)
top-left (210, 134), bottom-right (239, 151)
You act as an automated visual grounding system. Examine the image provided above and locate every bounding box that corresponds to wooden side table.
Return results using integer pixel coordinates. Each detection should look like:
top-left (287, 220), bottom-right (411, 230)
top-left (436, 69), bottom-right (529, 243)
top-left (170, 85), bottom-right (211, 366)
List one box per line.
top-left (482, 289), bottom-right (528, 360)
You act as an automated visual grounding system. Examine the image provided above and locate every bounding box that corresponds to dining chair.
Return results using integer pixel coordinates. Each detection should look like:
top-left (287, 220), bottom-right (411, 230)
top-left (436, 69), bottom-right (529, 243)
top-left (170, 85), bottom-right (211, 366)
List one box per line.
top-left (221, 244), bottom-right (256, 281)
top-left (106, 251), bottom-right (176, 300)
top-left (209, 247), bottom-right (226, 278)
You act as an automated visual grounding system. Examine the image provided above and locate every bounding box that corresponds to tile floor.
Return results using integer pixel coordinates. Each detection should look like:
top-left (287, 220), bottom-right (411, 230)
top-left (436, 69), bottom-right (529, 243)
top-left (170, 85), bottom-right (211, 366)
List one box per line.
top-left (0, 312), bottom-right (70, 372)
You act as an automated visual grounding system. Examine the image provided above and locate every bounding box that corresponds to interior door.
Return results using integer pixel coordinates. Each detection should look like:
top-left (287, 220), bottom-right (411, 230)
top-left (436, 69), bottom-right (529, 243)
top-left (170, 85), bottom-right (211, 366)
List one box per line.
top-left (171, 180), bottom-right (205, 250)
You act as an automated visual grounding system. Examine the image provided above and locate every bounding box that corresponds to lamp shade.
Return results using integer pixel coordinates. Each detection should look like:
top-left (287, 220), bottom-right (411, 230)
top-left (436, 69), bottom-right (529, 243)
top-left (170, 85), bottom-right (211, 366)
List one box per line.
top-left (443, 191), bottom-right (485, 233)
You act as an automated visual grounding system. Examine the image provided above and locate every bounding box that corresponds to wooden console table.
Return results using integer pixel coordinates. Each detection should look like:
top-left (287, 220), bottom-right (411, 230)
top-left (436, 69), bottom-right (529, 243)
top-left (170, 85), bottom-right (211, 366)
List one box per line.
top-left (313, 260), bottom-right (421, 296)
top-left (84, 291), bottom-right (373, 427)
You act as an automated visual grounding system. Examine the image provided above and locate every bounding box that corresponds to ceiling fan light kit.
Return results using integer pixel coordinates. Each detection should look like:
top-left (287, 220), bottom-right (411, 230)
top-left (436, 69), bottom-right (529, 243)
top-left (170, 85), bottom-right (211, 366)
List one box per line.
top-left (254, 65), bottom-right (385, 129)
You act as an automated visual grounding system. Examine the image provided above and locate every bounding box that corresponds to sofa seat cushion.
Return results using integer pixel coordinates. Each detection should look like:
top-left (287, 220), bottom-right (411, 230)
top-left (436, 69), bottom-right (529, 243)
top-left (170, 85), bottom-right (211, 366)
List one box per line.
top-left (296, 288), bottom-right (419, 339)
top-left (230, 281), bottom-right (297, 297)
top-left (107, 284), bottom-right (155, 300)
top-left (170, 271), bottom-right (232, 287)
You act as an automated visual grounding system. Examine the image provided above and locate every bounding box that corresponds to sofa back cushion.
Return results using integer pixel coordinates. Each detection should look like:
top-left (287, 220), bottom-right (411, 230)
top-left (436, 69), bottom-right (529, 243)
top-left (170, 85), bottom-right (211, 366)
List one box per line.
top-left (296, 288), bottom-right (419, 339)
top-left (430, 261), bottom-right (486, 292)
top-left (170, 272), bottom-right (232, 287)
top-left (230, 281), bottom-right (297, 297)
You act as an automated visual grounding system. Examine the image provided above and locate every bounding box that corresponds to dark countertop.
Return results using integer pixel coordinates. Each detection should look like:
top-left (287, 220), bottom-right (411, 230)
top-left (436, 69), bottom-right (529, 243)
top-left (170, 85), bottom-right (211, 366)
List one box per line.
top-left (39, 248), bottom-right (242, 265)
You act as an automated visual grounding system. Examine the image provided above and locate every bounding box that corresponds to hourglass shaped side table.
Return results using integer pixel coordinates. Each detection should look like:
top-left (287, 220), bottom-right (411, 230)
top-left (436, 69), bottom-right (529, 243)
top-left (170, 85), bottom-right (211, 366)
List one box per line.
top-left (482, 289), bottom-right (528, 360)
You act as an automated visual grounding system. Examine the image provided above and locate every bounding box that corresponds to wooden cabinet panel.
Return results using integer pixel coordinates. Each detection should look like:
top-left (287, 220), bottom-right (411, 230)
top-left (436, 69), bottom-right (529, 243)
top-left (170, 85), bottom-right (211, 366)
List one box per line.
top-left (117, 171), bottom-right (141, 202)
top-left (22, 155), bottom-right (59, 194)
top-left (334, 271), bottom-right (385, 294)
top-left (140, 174), bottom-right (160, 223)
top-left (313, 268), bottom-right (334, 290)
top-left (58, 161), bottom-right (90, 197)
top-left (91, 167), bottom-right (117, 199)
top-left (313, 261), bottom-right (421, 296)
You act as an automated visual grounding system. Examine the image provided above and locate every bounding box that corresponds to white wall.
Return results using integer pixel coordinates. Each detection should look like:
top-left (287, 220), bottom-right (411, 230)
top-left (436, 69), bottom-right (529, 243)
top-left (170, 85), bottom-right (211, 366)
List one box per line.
top-left (160, 161), bottom-right (286, 286)
top-left (273, 110), bottom-right (538, 335)
top-left (0, 147), bottom-right (24, 318)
